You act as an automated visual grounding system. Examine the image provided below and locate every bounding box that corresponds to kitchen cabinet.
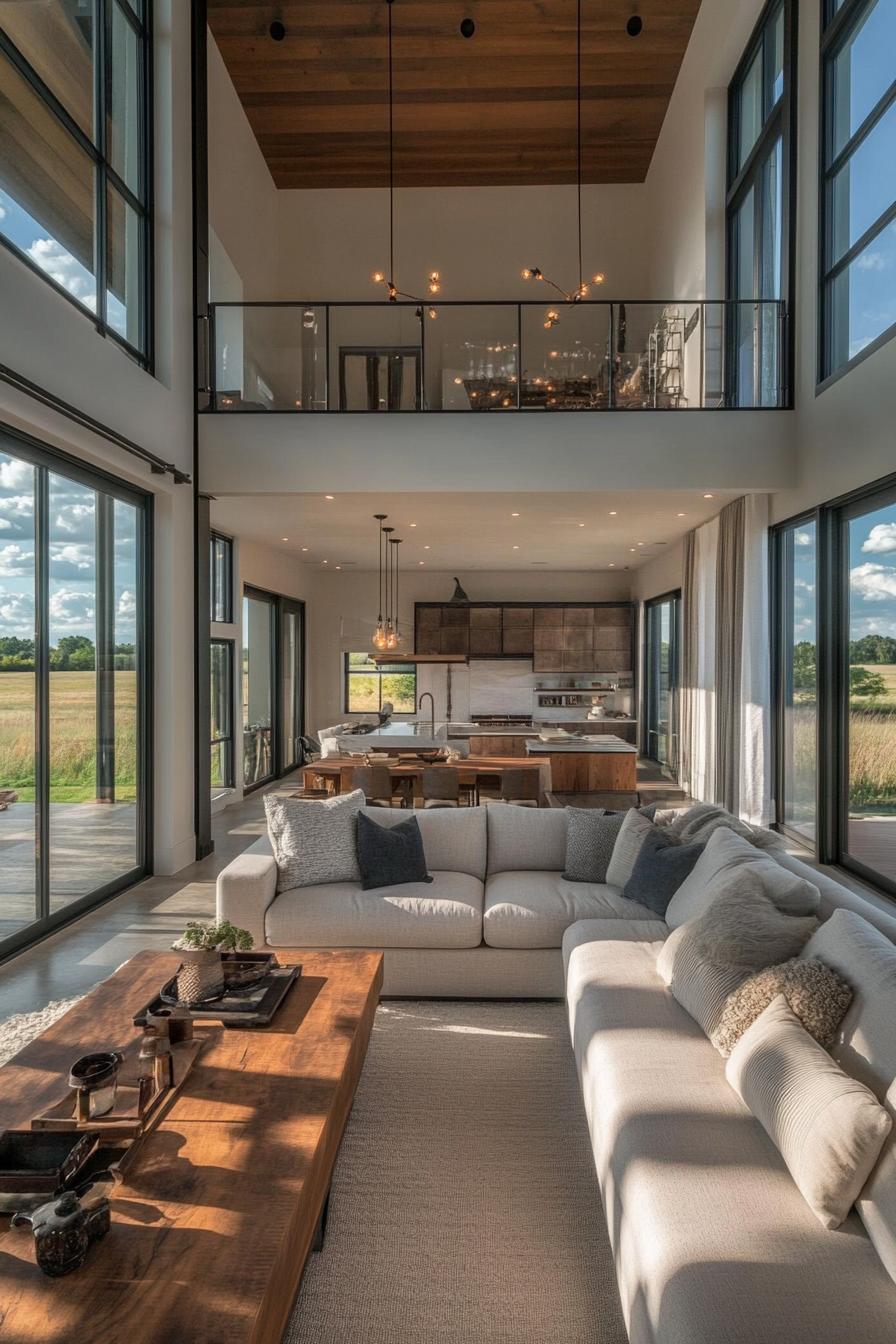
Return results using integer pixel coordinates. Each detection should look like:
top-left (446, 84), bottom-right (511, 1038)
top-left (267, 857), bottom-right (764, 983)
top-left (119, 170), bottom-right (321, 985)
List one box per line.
top-left (469, 606), bottom-right (502, 656)
top-left (414, 602), bottom-right (633, 669)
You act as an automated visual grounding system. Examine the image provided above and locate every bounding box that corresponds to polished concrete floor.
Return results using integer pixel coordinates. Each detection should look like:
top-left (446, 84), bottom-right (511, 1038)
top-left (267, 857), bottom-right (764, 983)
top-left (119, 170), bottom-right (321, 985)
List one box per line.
top-left (0, 779), bottom-right (295, 1025)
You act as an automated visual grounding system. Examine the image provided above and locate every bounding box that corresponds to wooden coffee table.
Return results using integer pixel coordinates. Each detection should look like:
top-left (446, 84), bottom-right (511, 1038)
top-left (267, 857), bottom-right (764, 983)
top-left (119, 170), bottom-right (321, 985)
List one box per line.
top-left (0, 948), bottom-right (383, 1343)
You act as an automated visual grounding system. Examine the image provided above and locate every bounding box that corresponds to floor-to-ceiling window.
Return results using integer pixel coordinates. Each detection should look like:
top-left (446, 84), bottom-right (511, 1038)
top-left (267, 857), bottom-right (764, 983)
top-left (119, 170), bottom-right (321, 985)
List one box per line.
top-left (772, 518), bottom-right (818, 844)
top-left (643, 593), bottom-right (681, 775)
top-left (210, 638), bottom-right (234, 793)
top-left (242, 587), bottom-right (305, 790)
top-left (772, 476), bottom-right (896, 892)
top-left (820, 0), bottom-right (896, 381)
top-left (0, 0), bottom-right (153, 363)
top-left (726, 0), bottom-right (796, 406)
top-left (0, 427), bottom-right (149, 953)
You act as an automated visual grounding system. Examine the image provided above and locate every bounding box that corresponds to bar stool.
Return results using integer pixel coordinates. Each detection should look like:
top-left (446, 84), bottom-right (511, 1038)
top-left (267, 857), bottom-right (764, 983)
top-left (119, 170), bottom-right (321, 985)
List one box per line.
top-left (353, 765), bottom-right (408, 808)
top-left (420, 767), bottom-right (460, 808)
top-left (497, 768), bottom-right (540, 807)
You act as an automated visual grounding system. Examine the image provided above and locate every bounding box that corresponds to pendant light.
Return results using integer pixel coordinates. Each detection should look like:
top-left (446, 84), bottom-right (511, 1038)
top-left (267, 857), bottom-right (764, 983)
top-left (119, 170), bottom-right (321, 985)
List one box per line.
top-left (387, 536), bottom-right (402, 648)
top-left (372, 0), bottom-right (442, 318)
top-left (381, 524), bottom-right (395, 647)
top-left (519, 0), bottom-right (606, 325)
top-left (372, 513), bottom-right (388, 649)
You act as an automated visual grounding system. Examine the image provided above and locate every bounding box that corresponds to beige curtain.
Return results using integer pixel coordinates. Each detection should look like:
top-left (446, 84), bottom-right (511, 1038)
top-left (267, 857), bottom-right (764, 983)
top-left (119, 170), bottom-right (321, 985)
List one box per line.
top-left (715, 497), bottom-right (745, 813)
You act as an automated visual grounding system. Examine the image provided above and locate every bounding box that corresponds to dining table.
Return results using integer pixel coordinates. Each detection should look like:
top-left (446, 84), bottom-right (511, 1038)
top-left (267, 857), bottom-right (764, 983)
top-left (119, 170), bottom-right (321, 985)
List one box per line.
top-left (299, 754), bottom-right (549, 805)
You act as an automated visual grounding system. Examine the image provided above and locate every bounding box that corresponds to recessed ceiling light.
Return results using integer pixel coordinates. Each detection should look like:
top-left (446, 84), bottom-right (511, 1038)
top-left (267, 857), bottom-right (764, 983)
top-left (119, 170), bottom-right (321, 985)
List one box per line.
top-left (609, 563), bottom-right (615, 567)
top-left (677, 512), bottom-right (686, 517)
top-left (630, 547), bottom-right (636, 552)
top-left (281, 537), bottom-right (289, 541)
top-left (578, 522), bottom-right (585, 528)
top-left (424, 544), bottom-right (430, 550)
top-left (703, 493), bottom-right (714, 499)
top-left (322, 559), bottom-right (328, 564)
top-left (419, 560), bottom-right (425, 565)
top-left (410, 522), bottom-right (417, 527)
top-left (511, 511), bottom-right (520, 517)
top-left (325, 494), bottom-right (334, 500)
top-left (609, 510), bottom-right (617, 516)
top-left (301, 546), bottom-right (309, 552)
top-left (335, 565), bottom-right (342, 570)
top-left (637, 541), bottom-right (644, 546)
top-left (513, 544), bottom-right (520, 550)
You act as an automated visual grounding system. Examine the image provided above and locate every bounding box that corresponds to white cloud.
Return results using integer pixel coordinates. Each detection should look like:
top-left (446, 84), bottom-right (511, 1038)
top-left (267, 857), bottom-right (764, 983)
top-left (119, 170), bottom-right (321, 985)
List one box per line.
top-left (795, 530), bottom-right (813, 547)
top-left (0, 459), bottom-right (33, 490)
top-left (49, 542), bottom-right (94, 580)
top-left (0, 203), bottom-right (5, 220)
top-left (117, 589), bottom-right (136, 618)
top-left (26, 238), bottom-right (96, 309)
top-left (862, 523), bottom-right (896, 554)
top-left (850, 562), bottom-right (896, 602)
top-left (794, 577), bottom-right (815, 593)
top-left (0, 543), bottom-right (34, 576)
top-left (48, 588), bottom-right (95, 630)
top-left (0, 592), bottom-right (35, 635)
top-left (856, 251), bottom-right (888, 272)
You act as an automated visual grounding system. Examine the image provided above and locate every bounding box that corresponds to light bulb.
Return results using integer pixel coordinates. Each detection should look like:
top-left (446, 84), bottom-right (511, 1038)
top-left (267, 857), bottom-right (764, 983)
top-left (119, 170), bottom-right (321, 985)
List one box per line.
top-left (429, 270), bottom-right (440, 282)
top-left (428, 281), bottom-right (441, 295)
top-left (428, 307), bottom-right (438, 319)
top-left (592, 272), bottom-right (606, 285)
top-left (372, 270), bottom-right (385, 284)
top-left (521, 268), bottom-right (532, 280)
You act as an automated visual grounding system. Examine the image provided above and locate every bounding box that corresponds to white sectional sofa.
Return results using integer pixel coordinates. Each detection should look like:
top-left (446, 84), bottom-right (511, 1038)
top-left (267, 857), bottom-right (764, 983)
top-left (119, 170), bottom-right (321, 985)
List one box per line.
top-left (216, 803), bottom-right (664, 997)
top-left (217, 801), bottom-right (896, 1341)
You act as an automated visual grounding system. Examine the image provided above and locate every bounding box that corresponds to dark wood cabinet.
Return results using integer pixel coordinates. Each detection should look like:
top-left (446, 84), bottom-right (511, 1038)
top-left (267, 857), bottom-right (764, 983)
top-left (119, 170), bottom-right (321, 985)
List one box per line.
top-left (414, 601), bottom-right (634, 670)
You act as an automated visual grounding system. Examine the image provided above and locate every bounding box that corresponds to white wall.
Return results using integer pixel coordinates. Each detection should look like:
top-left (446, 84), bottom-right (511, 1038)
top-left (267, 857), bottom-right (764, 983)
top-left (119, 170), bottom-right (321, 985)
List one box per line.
top-left (630, 541), bottom-right (685, 605)
top-left (0, 0), bottom-right (196, 875)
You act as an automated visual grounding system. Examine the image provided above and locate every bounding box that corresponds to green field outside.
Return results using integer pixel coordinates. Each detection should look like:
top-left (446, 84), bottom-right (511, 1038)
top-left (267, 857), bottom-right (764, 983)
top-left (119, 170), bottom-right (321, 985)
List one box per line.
top-left (0, 670), bottom-right (137, 803)
top-left (791, 663), bottom-right (896, 815)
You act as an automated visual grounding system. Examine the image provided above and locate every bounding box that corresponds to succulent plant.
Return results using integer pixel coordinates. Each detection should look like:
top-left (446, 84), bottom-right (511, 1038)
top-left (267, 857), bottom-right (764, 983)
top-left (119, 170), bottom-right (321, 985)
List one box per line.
top-left (172, 920), bottom-right (253, 953)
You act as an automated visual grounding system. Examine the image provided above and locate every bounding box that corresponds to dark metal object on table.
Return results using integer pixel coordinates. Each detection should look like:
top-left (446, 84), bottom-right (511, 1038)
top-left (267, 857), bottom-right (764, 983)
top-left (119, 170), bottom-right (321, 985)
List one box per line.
top-left (0, 1131), bottom-right (100, 1208)
top-left (12, 1178), bottom-right (112, 1277)
top-left (68, 1051), bottom-right (124, 1122)
top-left (135, 963), bottom-right (301, 1029)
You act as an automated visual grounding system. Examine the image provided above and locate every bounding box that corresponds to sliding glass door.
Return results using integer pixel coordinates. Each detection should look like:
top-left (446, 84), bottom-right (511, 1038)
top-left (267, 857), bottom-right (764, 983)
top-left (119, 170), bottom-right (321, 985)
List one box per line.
top-left (0, 429), bottom-right (149, 953)
top-left (772, 518), bottom-right (818, 844)
top-left (280, 599), bottom-right (304, 775)
top-left (242, 588), bottom-right (305, 790)
top-left (644, 592), bottom-right (681, 774)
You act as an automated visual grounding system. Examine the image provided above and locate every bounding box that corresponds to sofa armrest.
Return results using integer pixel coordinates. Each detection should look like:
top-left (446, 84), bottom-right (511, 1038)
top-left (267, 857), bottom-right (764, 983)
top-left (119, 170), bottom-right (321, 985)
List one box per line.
top-left (216, 852), bottom-right (278, 949)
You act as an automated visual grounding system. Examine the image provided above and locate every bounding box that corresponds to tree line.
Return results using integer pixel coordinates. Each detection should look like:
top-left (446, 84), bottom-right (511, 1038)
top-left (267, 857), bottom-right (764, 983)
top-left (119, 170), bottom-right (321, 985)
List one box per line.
top-left (0, 636), bottom-right (135, 672)
top-left (793, 639), bottom-right (893, 698)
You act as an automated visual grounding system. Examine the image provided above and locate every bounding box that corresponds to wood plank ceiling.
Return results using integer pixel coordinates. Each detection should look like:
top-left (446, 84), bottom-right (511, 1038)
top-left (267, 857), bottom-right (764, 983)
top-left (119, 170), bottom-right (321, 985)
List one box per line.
top-left (206, 1), bottom-right (703, 189)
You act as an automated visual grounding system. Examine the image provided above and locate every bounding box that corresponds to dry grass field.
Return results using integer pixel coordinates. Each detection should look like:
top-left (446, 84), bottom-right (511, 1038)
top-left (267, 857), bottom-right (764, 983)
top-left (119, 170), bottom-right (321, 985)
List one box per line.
top-left (0, 670), bottom-right (137, 803)
top-left (791, 665), bottom-right (896, 815)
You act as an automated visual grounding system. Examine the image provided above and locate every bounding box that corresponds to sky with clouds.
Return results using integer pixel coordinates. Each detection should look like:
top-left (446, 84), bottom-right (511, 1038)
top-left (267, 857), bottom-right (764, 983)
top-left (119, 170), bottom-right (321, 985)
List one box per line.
top-left (791, 501), bottom-right (896, 651)
top-left (0, 449), bottom-right (138, 648)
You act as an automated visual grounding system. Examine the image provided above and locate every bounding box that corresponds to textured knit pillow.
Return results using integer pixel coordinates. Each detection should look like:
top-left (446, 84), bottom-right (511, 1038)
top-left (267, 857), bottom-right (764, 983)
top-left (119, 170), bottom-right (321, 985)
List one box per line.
top-left (264, 789), bottom-right (364, 892)
top-left (356, 811), bottom-right (432, 891)
top-left (726, 995), bottom-right (892, 1229)
top-left (562, 809), bottom-right (623, 884)
top-left (656, 868), bottom-right (818, 1037)
top-left (621, 829), bottom-right (705, 917)
top-left (711, 956), bottom-right (853, 1057)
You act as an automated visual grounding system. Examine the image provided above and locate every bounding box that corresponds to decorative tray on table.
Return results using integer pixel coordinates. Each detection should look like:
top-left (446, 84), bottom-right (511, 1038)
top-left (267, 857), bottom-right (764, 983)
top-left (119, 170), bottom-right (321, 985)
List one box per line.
top-left (133, 953), bottom-right (301, 1029)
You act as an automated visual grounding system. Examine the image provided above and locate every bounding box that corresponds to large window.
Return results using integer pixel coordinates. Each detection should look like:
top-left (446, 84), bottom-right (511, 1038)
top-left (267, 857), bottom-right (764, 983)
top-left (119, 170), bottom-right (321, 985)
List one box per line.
top-left (210, 638), bottom-right (234, 792)
top-left (772, 476), bottom-right (896, 892)
top-left (0, 426), bottom-right (149, 954)
top-left (0, 1), bottom-right (152, 363)
top-left (643, 592), bottom-right (681, 775)
top-left (344, 653), bottom-right (416, 714)
top-left (241, 588), bottom-right (305, 791)
top-left (820, 0), bottom-right (896, 380)
top-left (210, 532), bottom-right (233, 624)
top-left (772, 518), bottom-right (818, 843)
top-left (726, 0), bottom-right (795, 406)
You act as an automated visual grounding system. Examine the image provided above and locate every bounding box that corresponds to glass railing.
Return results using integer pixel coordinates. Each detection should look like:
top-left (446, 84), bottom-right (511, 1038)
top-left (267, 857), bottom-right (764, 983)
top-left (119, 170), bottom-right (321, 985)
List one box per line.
top-left (205, 300), bottom-right (789, 412)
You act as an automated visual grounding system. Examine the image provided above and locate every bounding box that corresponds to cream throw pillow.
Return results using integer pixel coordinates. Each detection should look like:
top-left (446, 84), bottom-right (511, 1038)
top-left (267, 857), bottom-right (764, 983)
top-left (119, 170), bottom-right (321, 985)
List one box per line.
top-left (726, 995), bottom-right (892, 1229)
top-left (665, 826), bottom-right (820, 930)
top-left (264, 788), bottom-right (365, 891)
top-left (657, 869), bottom-right (818, 1037)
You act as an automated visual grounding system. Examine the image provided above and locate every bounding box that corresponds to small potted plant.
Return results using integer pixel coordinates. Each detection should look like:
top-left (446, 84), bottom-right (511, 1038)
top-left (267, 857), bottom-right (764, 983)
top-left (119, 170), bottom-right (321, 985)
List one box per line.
top-left (172, 920), bottom-right (253, 1004)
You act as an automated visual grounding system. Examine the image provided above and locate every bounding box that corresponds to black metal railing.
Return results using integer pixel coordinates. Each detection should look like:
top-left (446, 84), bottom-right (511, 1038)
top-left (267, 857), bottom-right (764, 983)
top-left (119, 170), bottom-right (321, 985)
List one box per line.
top-left (204, 299), bottom-right (789, 413)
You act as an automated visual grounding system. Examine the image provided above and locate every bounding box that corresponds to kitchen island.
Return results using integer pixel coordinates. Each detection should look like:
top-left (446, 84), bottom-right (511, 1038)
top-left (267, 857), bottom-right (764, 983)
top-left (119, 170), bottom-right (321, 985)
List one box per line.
top-left (525, 734), bottom-right (637, 792)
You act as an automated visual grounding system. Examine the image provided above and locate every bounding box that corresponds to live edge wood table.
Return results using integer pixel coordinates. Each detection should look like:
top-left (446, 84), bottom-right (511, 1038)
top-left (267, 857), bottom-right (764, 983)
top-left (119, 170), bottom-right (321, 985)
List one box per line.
top-left (0, 948), bottom-right (383, 1344)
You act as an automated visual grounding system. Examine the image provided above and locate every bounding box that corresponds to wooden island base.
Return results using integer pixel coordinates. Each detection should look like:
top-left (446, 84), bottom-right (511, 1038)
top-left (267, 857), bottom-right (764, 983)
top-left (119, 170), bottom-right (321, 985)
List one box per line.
top-left (542, 749), bottom-right (638, 794)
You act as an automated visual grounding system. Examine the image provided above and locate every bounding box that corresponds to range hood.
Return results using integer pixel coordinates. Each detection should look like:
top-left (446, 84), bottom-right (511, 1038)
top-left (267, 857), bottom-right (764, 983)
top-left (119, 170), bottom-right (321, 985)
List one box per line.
top-left (370, 652), bottom-right (468, 664)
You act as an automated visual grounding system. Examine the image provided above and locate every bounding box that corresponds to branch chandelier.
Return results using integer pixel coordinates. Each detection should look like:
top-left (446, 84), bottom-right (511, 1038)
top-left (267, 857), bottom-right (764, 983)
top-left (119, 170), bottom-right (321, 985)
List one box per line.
top-left (372, 0), bottom-right (442, 319)
top-left (372, 514), bottom-right (403, 650)
top-left (521, 0), bottom-right (606, 328)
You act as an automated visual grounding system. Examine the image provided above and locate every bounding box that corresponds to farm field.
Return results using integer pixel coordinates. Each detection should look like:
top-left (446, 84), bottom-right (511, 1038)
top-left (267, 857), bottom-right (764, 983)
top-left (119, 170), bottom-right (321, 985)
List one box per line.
top-left (0, 670), bottom-right (137, 803)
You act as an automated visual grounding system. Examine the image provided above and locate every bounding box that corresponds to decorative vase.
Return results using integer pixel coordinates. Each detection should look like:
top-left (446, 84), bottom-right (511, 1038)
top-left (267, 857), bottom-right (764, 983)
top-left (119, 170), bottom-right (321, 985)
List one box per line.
top-left (176, 948), bottom-right (224, 1004)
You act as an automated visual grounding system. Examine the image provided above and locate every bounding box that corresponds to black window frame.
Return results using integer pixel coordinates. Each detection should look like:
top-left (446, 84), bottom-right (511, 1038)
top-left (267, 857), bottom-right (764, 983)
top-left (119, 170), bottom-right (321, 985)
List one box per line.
top-left (0, 0), bottom-right (154, 368)
top-left (210, 636), bottom-right (234, 792)
top-left (210, 531), bottom-right (233, 624)
top-left (818, 0), bottom-right (896, 387)
top-left (343, 652), bottom-right (418, 715)
top-left (771, 468), bottom-right (896, 900)
top-left (241, 586), bottom-right (306, 793)
top-left (725, 0), bottom-right (797, 407)
top-left (642, 590), bottom-right (681, 774)
top-left (0, 419), bottom-right (153, 963)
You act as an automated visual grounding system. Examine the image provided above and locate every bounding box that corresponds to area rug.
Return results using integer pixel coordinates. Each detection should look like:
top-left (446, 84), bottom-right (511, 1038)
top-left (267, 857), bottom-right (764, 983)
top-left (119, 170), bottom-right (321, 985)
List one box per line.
top-left (286, 1000), bottom-right (627, 1344)
top-left (0, 997), bottom-right (82, 1066)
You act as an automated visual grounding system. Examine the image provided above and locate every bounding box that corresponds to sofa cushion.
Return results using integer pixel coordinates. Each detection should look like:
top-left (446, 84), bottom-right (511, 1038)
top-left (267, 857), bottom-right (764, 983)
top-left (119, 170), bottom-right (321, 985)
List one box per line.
top-left (483, 871), bottom-right (658, 949)
top-left (264, 869), bottom-right (484, 949)
top-left (665, 826), bottom-right (820, 930)
top-left (365, 804), bottom-right (487, 881)
top-left (726, 995), bottom-right (892, 1230)
top-left (264, 789), bottom-right (364, 891)
top-left (562, 809), bottom-right (625, 883)
top-left (357, 811), bottom-right (432, 890)
top-left (801, 909), bottom-right (896, 1286)
top-left (564, 930), bottom-right (896, 1344)
top-left (486, 803), bottom-right (568, 875)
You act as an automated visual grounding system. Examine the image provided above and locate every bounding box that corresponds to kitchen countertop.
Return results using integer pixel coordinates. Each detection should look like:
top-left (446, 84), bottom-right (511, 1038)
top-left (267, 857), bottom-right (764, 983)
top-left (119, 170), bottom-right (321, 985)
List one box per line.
top-left (525, 735), bottom-right (638, 755)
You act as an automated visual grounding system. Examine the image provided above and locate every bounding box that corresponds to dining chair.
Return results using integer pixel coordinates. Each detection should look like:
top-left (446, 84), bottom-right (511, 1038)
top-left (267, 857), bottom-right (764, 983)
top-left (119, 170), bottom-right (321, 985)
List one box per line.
top-left (497, 768), bottom-right (540, 807)
top-left (420, 767), bottom-right (460, 808)
top-left (353, 765), bottom-right (408, 808)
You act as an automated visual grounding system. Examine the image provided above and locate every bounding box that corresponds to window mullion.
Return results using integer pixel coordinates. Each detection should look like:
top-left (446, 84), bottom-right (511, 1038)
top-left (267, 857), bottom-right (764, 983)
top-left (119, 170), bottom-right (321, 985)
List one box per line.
top-left (823, 197), bottom-right (896, 285)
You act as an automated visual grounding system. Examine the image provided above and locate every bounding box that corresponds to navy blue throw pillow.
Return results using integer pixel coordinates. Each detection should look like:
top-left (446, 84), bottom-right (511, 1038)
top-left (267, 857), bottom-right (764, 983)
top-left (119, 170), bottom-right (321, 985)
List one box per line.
top-left (622, 829), bottom-right (705, 916)
top-left (357, 811), bottom-right (433, 891)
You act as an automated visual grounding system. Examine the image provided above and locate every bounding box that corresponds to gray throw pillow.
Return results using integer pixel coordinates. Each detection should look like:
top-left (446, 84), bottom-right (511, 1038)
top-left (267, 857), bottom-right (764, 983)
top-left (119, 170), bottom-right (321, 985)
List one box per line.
top-left (264, 788), bottom-right (364, 892)
top-left (356, 811), bottom-right (433, 891)
top-left (622, 830), bottom-right (705, 917)
top-left (562, 808), bottom-right (622, 884)
top-left (605, 809), bottom-right (656, 889)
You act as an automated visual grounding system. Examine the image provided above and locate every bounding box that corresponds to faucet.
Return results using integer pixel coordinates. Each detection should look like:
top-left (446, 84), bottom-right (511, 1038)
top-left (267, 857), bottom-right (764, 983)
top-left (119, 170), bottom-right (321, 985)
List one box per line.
top-left (417, 692), bottom-right (435, 738)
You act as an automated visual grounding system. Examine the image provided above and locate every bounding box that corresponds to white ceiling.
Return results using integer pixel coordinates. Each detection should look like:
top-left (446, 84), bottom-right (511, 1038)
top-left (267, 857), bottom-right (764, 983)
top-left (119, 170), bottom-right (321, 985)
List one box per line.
top-left (210, 490), bottom-right (738, 572)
